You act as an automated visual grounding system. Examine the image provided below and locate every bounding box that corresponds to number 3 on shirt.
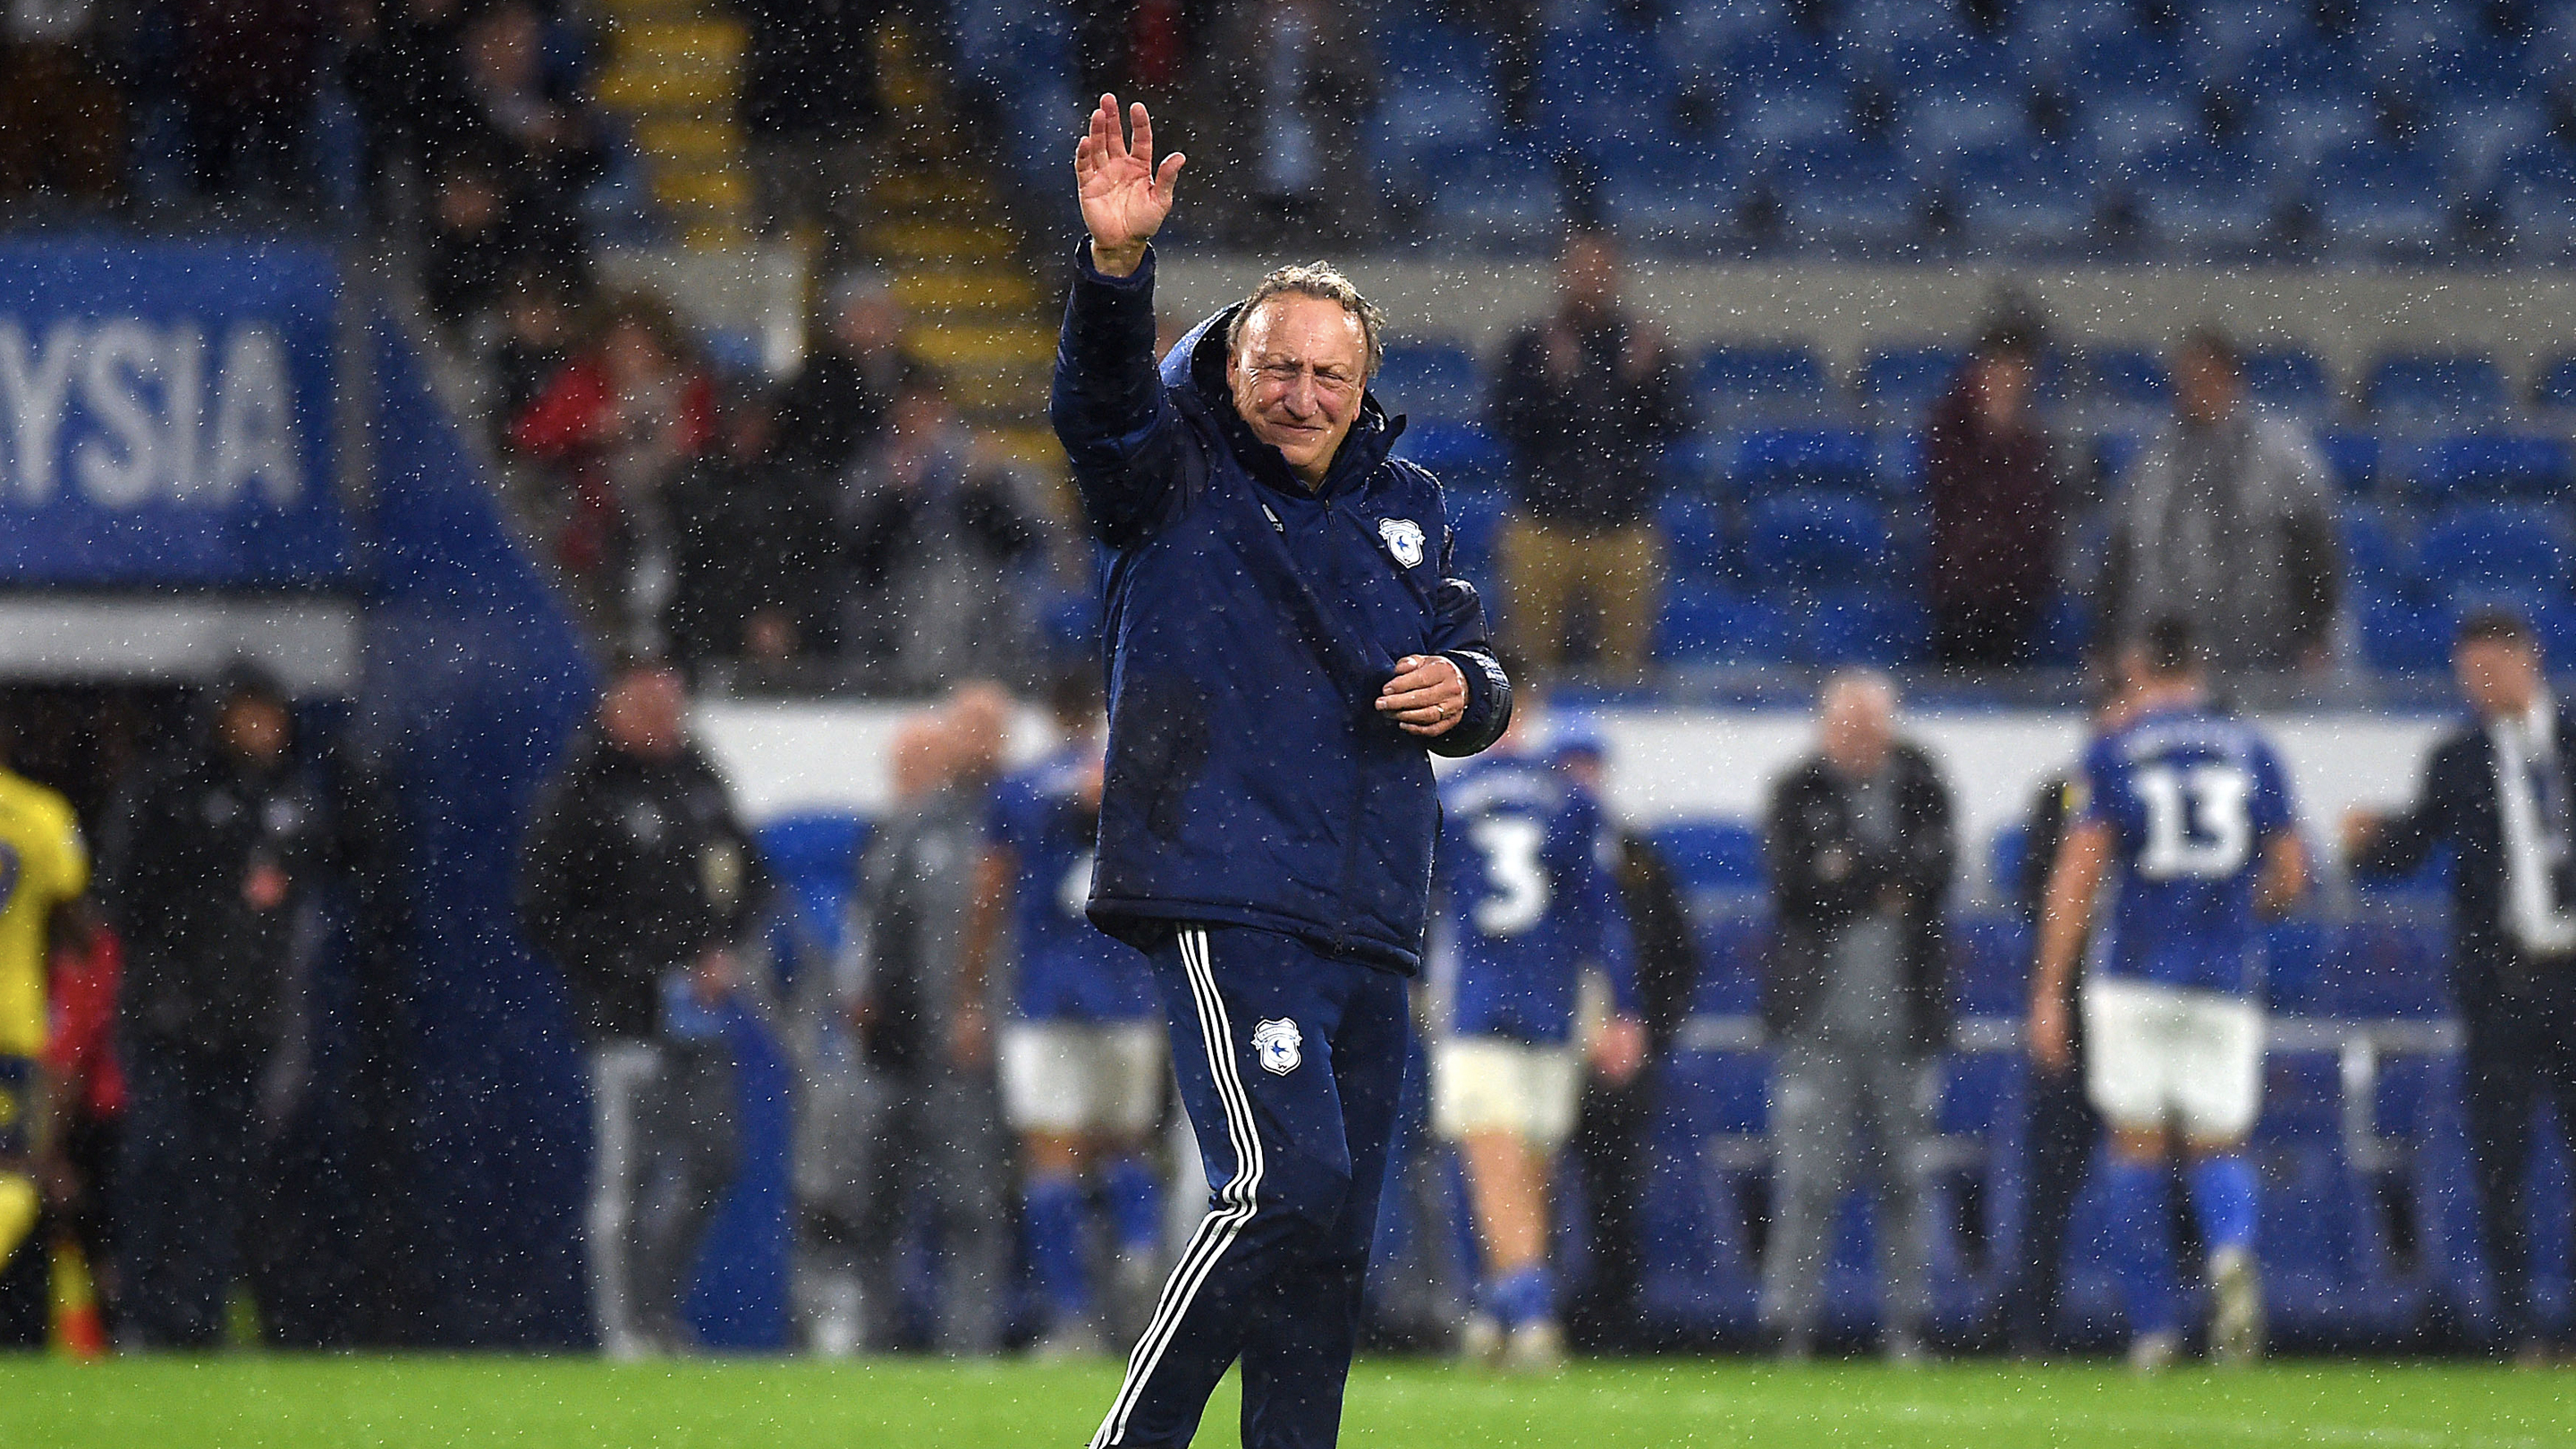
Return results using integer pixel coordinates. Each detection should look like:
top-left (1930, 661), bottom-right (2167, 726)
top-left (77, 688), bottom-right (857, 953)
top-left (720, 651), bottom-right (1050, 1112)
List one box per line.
top-left (2133, 762), bottom-right (2253, 880)
top-left (1469, 815), bottom-right (1550, 936)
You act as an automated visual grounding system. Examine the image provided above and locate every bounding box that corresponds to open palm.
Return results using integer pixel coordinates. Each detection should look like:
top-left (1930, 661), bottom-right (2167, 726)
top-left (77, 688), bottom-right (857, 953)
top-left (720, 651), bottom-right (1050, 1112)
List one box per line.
top-left (1076, 93), bottom-right (1183, 272)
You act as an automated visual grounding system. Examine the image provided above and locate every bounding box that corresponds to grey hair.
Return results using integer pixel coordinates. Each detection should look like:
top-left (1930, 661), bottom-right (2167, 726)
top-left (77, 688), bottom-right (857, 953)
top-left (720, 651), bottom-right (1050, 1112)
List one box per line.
top-left (1226, 261), bottom-right (1386, 379)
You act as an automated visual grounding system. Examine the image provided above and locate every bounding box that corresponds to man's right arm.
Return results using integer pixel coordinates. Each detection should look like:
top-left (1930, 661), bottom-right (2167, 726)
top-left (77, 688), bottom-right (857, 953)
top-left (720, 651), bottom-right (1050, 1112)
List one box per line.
top-left (1049, 242), bottom-right (1189, 547)
top-left (1050, 93), bottom-right (1192, 549)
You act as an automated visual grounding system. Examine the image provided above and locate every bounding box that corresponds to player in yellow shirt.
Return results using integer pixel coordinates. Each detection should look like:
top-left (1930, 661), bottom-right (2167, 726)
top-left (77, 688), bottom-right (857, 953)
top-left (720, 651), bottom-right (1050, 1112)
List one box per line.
top-left (0, 743), bottom-right (89, 1292)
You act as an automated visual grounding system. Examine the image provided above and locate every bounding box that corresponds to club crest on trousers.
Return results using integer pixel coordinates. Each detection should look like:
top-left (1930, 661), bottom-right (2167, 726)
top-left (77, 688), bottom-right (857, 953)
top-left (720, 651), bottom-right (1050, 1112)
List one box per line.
top-left (1253, 1018), bottom-right (1303, 1075)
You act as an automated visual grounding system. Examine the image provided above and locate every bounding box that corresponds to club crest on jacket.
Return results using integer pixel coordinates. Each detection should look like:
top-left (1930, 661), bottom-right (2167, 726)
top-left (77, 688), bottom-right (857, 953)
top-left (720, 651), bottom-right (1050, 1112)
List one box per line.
top-left (1378, 517), bottom-right (1425, 569)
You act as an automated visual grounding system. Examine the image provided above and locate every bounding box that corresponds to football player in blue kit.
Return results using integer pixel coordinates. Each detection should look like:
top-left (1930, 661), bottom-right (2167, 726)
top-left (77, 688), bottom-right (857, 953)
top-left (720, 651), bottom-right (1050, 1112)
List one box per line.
top-left (962, 669), bottom-right (1167, 1355)
top-left (1430, 705), bottom-right (1645, 1370)
top-left (2031, 619), bottom-right (2309, 1369)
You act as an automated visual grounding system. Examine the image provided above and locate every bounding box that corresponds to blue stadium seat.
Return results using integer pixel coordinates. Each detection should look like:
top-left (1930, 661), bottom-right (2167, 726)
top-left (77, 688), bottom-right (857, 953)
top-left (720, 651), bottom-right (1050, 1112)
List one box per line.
top-left (2081, 89), bottom-right (2202, 165)
top-left (2072, 32), bottom-right (2186, 94)
top-left (1424, 140), bottom-right (1563, 242)
top-left (1772, 141), bottom-right (1922, 249)
top-left (1806, 588), bottom-right (1926, 665)
top-left (2008, 0), bottom-right (2134, 72)
top-left (2131, 142), bottom-right (2286, 254)
top-left (2360, 595), bottom-right (2450, 672)
top-left (1657, 489), bottom-right (1732, 582)
top-left (757, 812), bottom-right (871, 962)
top-left (1442, 486), bottom-right (1508, 578)
top-left (1746, 488), bottom-right (1891, 586)
top-left (2082, 346), bottom-right (2170, 409)
top-left (2255, 88), bottom-right (2381, 172)
top-left (1535, 20), bottom-right (1676, 145)
top-left (2503, 146), bottom-right (2576, 258)
top-left (2417, 503), bottom-right (2570, 596)
top-left (1860, 344), bottom-right (1963, 418)
top-left (1987, 824), bottom-right (2031, 907)
top-left (2315, 430), bottom-right (2383, 494)
top-left (1897, 89), bottom-right (2033, 174)
top-left (1655, 584), bottom-right (1798, 665)
top-left (1370, 343), bottom-right (1480, 422)
top-left (2432, 96), bottom-right (2548, 193)
top-left (2538, 355), bottom-right (2576, 413)
top-left (1598, 141), bottom-right (1740, 245)
top-left (2395, 433), bottom-right (2573, 500)
top-left (1953, 144), bottom-right (2097, 252)
top-left (1948, 914), bottom-right (2032, 1019)
top-left (1695, 344), bottom-right (1834, 420)
top-left (2309, 142), bottom-right (2454, 256)
top-left (1665, 0), bottom-right (1791, 76)
top-left (1729, 35), bottom-right (1852, 159)
top-left (2183, 0), bottom-right (2310, 81)
top-left (1732, 425), bottom-right (1877, 493)
top-left (2336, 506), bottom-right (2417, 601)
top-left (2368, 352), bottom-right (2508, 422)
top-left (1651, 818), bottom-right (1769, 895)
top-left (1841, 0), bottom-right (1967, 64)
top-left (2243, 348), bottom-right (2333, 417)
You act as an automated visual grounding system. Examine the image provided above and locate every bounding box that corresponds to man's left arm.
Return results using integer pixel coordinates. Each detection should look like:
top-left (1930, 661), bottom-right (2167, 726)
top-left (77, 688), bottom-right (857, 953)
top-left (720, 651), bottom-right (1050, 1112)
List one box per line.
top-left (1394, 516), bottom-right (1511, 757)
top-left (2277, 425), bottom-right (2341, 661)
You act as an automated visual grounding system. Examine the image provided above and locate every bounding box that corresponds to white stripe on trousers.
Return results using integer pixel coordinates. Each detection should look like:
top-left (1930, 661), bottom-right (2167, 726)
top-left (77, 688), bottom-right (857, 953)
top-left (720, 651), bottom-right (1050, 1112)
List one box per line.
top-left (1093, 928), bottom-right (1265, 1449)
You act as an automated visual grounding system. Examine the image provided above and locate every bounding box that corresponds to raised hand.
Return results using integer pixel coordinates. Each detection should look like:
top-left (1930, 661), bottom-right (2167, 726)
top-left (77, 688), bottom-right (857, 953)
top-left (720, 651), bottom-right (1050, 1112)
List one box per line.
top-left (1075, 93), bottom-right (1184, 277)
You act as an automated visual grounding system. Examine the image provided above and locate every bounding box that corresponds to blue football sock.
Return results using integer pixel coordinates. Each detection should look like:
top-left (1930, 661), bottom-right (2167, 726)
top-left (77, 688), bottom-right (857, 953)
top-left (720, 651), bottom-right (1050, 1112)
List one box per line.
top-left (2103, 1158), bottom-right (2182, 1339)
top-left (2187, 1153), bottom-right (2260, 1260)
top-left (1023, 1173), bottom-right (1093, 1323)
top-left (1487, 1264), bottom-right (1555, 1329)
top-left (1102, 1154), bottom-right (1163, 1258)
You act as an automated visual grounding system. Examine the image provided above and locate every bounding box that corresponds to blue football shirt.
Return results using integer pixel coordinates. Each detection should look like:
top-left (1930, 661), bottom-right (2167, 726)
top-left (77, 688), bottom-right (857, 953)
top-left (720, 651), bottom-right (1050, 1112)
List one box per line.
top-left (989, 749), bottom-right (1157, 1021)
top-left (2079, 706), bottom-right (2297, 996)
top-left (1431, 751), bottom-right (1639, 1043)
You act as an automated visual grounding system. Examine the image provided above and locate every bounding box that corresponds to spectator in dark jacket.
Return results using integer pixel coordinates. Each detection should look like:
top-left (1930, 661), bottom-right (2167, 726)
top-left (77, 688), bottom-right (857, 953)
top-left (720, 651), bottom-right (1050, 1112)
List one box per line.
top-left (102, 665), bottom-right (337, 1347)
top-left (1925, 323), bottom-right (2059, 668)
top-left (1759, 670), bottom-right (1955, 1360)
top-left (1490, 228), bottom-right (1691, 680)
top-left (344, 0), bottom-right (472, 205)
top-left (771, 271), bottom-right (912, 480)
top-left (664, 394), bottom-right (839, 666)
top-left (734, 0), bottom-right (883, 251)
top-left (838, 362), bottom-right (1052, 688)
top-left (515, 657), bottom-right (768, 1357)
top-left (175, 0), bottom-right (326, 209)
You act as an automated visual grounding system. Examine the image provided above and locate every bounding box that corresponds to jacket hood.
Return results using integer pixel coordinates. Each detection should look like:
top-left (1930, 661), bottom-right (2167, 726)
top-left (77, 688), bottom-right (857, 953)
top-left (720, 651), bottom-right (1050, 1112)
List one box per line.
top-left (1161, 305), bottom-right (1403, 492)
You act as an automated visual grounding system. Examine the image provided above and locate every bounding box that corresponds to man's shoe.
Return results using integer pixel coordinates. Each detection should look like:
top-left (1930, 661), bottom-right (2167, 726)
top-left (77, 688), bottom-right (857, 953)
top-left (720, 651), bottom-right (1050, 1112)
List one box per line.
top-left (1457, 1312), bottom-right (1504, 1367)
top-left (2207, 1247), bottom-right (2265, 1368)
top-left (2127, 1329), bottom-right (2182, 1374)
top-left (1504, 1318), bottom-right (1566, 1375)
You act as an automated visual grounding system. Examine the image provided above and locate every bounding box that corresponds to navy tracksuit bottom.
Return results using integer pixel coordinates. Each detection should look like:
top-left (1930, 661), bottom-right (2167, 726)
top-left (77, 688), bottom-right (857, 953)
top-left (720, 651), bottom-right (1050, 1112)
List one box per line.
top-left (1090, 924), bottom-right (1411, 1449)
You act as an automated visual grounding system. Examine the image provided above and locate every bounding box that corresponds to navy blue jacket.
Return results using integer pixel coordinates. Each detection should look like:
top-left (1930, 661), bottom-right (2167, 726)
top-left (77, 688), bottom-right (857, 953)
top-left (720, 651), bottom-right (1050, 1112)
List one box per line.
top-left (1049, 243), bottom-right (1512, 974)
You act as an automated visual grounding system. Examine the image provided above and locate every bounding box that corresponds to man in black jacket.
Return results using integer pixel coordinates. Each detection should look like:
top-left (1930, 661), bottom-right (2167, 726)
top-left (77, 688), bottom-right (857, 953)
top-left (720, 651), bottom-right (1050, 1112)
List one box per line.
top-left (2345, 608), bottom-right (2576, 1362)
top-left (104, 665), bottom-right (337, 1346)
top-left (516, 657), bottom-right (767, 1357)
top-left (1759, 670), bottom-right (1955, 1360)
top-left (1488, 228), bottom-right (1691, 681)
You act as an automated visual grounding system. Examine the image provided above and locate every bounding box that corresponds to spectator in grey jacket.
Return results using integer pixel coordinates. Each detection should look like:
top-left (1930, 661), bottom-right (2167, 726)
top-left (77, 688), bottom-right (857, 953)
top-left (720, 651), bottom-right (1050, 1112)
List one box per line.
top-left (837, 684), bottom-right (1015, 1354)
top-left (2098, 329), bottom-right (2339, 674)
top-left (1758, 670), bottom-right (1955, 1362)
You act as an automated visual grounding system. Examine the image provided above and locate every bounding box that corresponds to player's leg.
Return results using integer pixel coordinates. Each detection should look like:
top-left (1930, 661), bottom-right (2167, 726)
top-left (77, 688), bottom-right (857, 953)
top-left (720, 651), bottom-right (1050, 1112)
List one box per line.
top-left (1500, 1040), bottom-right (1584, 1368)
top-left (1237, 957), bottom-right (1411, 1449)
top-left (2176, 991), bottom-right (2266, 1366)
top-left (1760, 1043), bottom-right (1860, 1357)
top-left (1091, 927), bottom-right (1356, 1449)
top-left (1004, 1018), bottom-right (1104, 1351)
top-left (928, 1066), bottom-right (1011, 1356)
top-left (1096, 1021), bottom-right (1173, 1341)
top-left (632, 1039), bottom-right (741, 1351)
top-left (2004, 1051), bottom-right (2099, 1355)
top-left (2461, 1018), bottom-right (2540, 1359)
top-left (1436, 1038), bottom-right (1542, 1361)
top-left (2086, 978), bottom-right (2184, 1369)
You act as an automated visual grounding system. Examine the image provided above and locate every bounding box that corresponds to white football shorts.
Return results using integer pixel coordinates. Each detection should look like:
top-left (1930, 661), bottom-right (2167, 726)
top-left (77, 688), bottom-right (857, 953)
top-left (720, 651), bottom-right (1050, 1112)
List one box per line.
top-left (2083, 974), bottom-right (2265, 1141)
top-left (999, 1020), bottom-right (1167, 1138)
top-left (1431, 1036), bottom-right (1583, 1148)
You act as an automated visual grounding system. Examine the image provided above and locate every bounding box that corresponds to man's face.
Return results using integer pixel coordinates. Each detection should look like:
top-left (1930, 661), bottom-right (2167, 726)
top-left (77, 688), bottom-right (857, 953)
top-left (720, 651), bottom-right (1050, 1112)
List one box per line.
top-left (1226, 294), bottom-right (1368, 487)
top-left (1972, 352), bottom-right (2032, 429)
top-left (1819, 679), bottom-right (1896, 777)
top-left (601, 668), bottom-right (686, 758)
top-left (1559, 235), bottom-right (1620, 315)
top-left (2176, 346), bottom-right (2241, 427)
top-left (832, 294), bottom-right (902, 356)
top-left (218, 696), bottom-right (292, 768)
top-left (2457, 638), bottom-right (2544, 721)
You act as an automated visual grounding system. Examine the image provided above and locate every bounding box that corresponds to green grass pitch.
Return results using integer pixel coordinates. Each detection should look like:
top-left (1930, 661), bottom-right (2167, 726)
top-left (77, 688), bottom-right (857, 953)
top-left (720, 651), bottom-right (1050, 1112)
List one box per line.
top-left (3, 1354), bottom-right (2567, 1447)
